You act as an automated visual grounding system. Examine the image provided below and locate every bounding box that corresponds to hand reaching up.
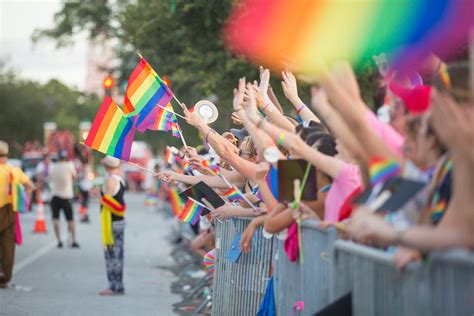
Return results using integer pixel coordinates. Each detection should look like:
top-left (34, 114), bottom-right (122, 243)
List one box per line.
top-left (183, 106), bottom-right (205, 129)
top-left (281, 70), bottom-right (303, 106)
top-left (233, 77), bottom-right (246, 111)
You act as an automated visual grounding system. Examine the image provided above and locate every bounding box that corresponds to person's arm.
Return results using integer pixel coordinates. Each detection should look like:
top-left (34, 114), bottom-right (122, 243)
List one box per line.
top-left (319, 62), bottom-right (402, 164)
top-left (281, 70), bottom-right (320, 123)
top-left (165, 170), bottom-right (244, 189)
top-left (310, 86), bottom-right (369, 163)
top-left (264, 203), bottom-right (294, 234)
top-left (18, 168), bottom-right (35, 192)
top-left (232, 78), bottom-right (277, 160)
top-left (210, 204), bottom-right (262, 220)
top-left (255, 163), bottom-right (278, 211)
top-left (253, 116), bottom-right (345, 179)
top-left (257, 68), bottom-right (295, 133)
top-left (104, 177), bottom-right (118, 196)
top-left (240, 215), bottom-right (267, 253)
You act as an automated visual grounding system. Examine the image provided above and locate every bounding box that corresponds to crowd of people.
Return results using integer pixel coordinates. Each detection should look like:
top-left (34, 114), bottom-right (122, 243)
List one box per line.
top-left (152, 54), bottom-right (472, 292)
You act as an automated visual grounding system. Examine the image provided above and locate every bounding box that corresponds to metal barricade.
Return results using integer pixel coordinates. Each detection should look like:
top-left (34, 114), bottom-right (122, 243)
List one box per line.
top-left (212, 217), bottom-right (273, 316)
top-left (331, 240), bottom-right (429, 316)
top-left (273, 221), bottom-right (337, 315)
top-left (429, 249), bottom-right (474, 316)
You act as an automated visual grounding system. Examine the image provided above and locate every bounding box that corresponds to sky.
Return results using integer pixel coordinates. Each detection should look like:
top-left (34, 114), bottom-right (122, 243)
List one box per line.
top-left (0, 0), bottom-right (88, 90)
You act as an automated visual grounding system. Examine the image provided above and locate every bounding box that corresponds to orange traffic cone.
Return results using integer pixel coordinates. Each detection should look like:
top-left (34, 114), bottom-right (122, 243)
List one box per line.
top-left (34, 199), bottom-right (47, 233)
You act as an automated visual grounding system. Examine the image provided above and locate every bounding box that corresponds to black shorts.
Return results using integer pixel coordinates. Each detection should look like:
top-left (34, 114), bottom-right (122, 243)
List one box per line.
top-left (50, 196), bottom-right (74, 221)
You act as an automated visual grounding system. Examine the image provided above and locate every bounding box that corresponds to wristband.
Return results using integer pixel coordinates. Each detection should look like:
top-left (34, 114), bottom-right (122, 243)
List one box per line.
top-left (261, 103), bottom-right (272, 113)
top-left (205, 128), bottom-right (214, 144)
top-left (289, 201), bottom-right (299, 209)
top-left (257, 116), bottom-right (267, 128)
top-left (276, 132), bottom-right (286, 146)
top-left (296, 104), bottom-right (306, 114)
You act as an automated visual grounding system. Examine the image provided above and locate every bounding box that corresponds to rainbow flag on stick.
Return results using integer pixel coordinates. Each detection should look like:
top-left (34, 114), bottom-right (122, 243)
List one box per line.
top-left (151, 103), bottom-right (180, 138)
top-left (202, 160), bottom-right (221, 176)
top-left (178, 198), bottom-right (205, 225)
top-left (223, 187), bottom-right (241, 202)
top-left (169, 188), bottom-right (184, 217)
top-left (369, 157), bottom-right (401, 186)
top-left (123, 58), bottom-right (174, 132)
top-left (85, 97), bottom-right (136, 161)
top-left (165, 146), bottom-right (175, 166)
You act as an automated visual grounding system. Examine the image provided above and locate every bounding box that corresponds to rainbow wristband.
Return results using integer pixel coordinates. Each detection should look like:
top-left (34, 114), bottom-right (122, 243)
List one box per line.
top-left (277, 133), bottom-right (286, 146)
top-left (296, 104), bottom-right (306, 114)
top-left (289, 201), bottom-right (299, 209)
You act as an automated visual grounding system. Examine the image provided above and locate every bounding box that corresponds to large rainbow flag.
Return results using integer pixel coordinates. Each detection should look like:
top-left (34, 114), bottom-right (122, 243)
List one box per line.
top-left (224, 0), bottom-right (473, 74)
top-left (85, 97), bottom-right (136, 161)
top-left (123, 58), bottom-right (174, 132)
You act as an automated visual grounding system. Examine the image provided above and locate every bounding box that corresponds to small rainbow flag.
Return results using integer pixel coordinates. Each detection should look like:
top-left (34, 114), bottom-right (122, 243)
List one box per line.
top-left (9, 180), bottom-right (27, 213)
top-left (369, 157), bottom-right (401, 186)
top-left (223, 187), bottom-right (241, 202)
top-left (123, 57), bottom-right (173, 132)
top-left (203, 249), bottom-right (216, 272)
top-left (150, 103), bottom-right (180, 138)
top-left (202, 160), bottom-right (221, 176)
top-left (85, 97), bottom-right (136, 161)
top-left (169, 187), bottom-right (184, 217)
top-left (178, 198), bottom-right (204, 225)
top-left (165, 147), bottom-right (175, 166)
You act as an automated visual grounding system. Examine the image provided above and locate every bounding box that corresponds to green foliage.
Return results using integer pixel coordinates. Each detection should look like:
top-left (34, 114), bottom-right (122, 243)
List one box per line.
top-left (0, 65), bottom-right (101, 158)
top-left (32, 0), bottom-right (381, 151)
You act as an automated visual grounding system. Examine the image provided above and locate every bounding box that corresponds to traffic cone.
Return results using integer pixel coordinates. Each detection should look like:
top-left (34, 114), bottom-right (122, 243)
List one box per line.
top-left (34, 198), bottom-right (47, 233)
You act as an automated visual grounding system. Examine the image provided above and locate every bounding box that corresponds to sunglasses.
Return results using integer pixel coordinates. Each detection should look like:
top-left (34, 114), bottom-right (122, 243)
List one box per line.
top-left (238, 149), bottom-right (253, 157)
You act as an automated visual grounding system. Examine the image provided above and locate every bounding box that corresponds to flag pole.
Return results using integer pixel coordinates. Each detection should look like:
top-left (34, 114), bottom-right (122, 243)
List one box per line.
top-left (157, 104), bottom-right (186, 119)
top-left (125, 161), bottom-right (156, 174)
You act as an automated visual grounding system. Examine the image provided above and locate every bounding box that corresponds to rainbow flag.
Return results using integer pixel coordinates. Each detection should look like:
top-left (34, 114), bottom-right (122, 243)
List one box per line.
top-left (85, 97), bottom-right (136, 161)
top-left (123, 58), bottom-right (173, 132)
top-left (150, 103), bottom-right (180, 138)
top-left (10, 182), bottom-right (27, 213)
top-left (369, 157), bottom-right (401, 186)
top-left (224, 0), bottom-right (474, 74)
top-left (202, 160), bottom-right (221, 176)
top-left (178, 198), bottom-right (204, 225)
top-left (203, 249), bottom-right (216, 272)
top-left (165, 147), bottom-right (175, 166)
top-left (223, 187), bottom-right (241, 202)
top-left (169, 188), bottom-right (184, 217)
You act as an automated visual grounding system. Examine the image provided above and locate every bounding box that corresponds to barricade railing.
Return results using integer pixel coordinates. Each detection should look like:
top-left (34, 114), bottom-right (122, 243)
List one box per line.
top-left (331, 240), bottom-right (427, 316)
top-left (273, 221), bottom-right (337, 316)
top-left (212, 217), bottom-right (273, 316)
top-left (429, 249), bottom-right (474, 316)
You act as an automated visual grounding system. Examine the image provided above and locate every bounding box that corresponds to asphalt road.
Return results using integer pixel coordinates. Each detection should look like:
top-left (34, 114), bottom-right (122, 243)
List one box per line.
top-left (0, 193), bottom-right (179, 316)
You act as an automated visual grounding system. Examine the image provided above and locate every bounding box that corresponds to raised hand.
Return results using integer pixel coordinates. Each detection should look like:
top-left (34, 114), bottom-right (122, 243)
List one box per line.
top-left (281, 70), bottom-right (303, 106)
top-left (231, 111), bottom-right (243, 125)
top-left (310, 86), bottom-right (330, 113)
top-left (233, 77), bottom-right (246, 111)
top-left (183, 106), bottom-right (206, 129)
top-left (258, 66), bottom-right (271, 103)
top-left (244, 83), bottom-right (261, 123)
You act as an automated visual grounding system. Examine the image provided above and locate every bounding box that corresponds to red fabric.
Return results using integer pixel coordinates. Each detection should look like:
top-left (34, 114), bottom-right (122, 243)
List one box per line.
top-left (283, 222), bottom-right (299, 262)
top-left (338, 186), bottom-right (363, 222)
top-left (389, 83), bottom-right (432, 114)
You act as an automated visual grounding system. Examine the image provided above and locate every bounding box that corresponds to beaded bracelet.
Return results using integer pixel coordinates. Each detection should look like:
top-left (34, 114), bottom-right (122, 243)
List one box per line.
top-left (276, 132), bottom-right (286, 146)
top-left (296, 104), bottom-right (306, 114)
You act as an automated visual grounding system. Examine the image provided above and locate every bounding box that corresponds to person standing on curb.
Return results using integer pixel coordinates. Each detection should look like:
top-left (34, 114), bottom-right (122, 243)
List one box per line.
top-left (49, 150), bottom-right (79, 248)
top-left (99, 156), bottom-right (127, 296)
top-left (0, 140), bottom-right (34, 288)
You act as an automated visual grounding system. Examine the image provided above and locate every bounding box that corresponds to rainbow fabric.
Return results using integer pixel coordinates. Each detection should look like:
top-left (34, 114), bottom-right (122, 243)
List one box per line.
top-left (151, 103), bottom-right (180, 138)
top-left (123, 58), bottom-right (174, 132)
top-left (85, 97), bottom-right (136, 161)
top-left (202, 160), bottom-right (221, 176)
top-left (100, 194), bottom-right (126, 247)
top-left (224, 0), bottom-right (474, 74)
top-left (369, 157), bottom-right (401, 186)
top-left (168, 188), bottom-right (184, 217)
top-left (178, 198), bottom-right (204, 225)
top-left (203, 249), bottom-right (216, 272)
top-left (165, 147), bottom-right (175, 166)
top-left (223, 187), bottom-right (241, 202)
top-left (8, 170), bottom-right (27, 213)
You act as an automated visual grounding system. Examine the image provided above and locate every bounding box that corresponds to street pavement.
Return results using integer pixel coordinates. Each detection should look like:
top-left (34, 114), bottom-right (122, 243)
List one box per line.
top-left (0, 193), bottom-right (180, 316)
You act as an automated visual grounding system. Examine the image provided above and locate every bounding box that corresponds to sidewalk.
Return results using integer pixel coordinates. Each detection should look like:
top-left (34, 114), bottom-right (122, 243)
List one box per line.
top-left (0, 193), bottom-right (179, 316)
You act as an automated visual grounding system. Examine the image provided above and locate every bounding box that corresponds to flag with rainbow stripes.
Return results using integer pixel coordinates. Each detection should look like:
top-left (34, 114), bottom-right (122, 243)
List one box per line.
top-left (178, 198), bottom-right (204, 225)
top-left (369, 157), bottom-right (401, 186)
top-left (223, 187), bottom-right (241, 202)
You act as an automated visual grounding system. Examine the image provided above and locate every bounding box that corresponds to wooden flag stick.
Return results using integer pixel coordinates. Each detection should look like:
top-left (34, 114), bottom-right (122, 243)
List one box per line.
top-left (125, 161), bottom-right (156, 174)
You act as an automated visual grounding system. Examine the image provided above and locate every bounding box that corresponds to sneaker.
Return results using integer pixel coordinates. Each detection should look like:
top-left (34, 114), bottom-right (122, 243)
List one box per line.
top-left (71, 242), bottom-right (80, 248)
top-left (57, 241), bottom-right (63, 248)
top-left (80, 215), bottom-right (90, 223)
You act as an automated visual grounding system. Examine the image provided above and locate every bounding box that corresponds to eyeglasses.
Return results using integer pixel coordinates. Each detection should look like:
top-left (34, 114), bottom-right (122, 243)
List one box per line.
top-left (239, 149), bottom-right (253, 157)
